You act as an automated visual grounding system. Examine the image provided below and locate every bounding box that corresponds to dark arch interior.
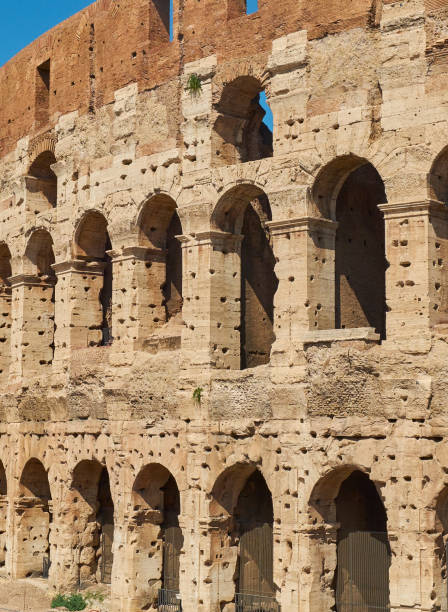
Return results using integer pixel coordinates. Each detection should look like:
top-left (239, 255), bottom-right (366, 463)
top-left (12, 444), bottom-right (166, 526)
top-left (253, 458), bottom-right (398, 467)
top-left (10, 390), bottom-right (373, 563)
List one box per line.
top-left (335, 164), bottom-right (387, 338)
top-left (25, 230), bottom-right (55, 278)
top-left (75, 212), bottom-right (112, 345)
top-left (28, 151), bottom-right (57, 209)
top-left (235, 470), bottom-right (274, 598)
top-left (213, 76), bottom-right (273, 166)
top-left (0, 463), bottom-right (6, 496)
top-left (72, 462), bottom-right (114, 585)
top-left (132, 464), bottom-right (183, 603)
top-left (18, 459), bottom-right (51, 579)
top-left (335, 470), bottom-right (390, 611)
top-left (0, 245), bottom-right (11, 285)
top-left (240, 195), bottom-right (278, 368)
top-left (139, 196), bottom-right (183, 323)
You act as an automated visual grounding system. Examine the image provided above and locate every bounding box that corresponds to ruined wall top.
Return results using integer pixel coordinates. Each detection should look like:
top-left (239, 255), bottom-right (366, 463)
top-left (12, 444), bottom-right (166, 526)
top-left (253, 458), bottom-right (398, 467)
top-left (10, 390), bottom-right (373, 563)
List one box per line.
top-left (0, 0), bottom-right (400, 157)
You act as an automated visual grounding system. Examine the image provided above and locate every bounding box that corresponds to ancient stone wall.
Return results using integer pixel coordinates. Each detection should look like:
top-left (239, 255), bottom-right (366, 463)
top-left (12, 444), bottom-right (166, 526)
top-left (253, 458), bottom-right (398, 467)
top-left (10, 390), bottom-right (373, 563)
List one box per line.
top-left (2, 0), bottom-right (448, 610)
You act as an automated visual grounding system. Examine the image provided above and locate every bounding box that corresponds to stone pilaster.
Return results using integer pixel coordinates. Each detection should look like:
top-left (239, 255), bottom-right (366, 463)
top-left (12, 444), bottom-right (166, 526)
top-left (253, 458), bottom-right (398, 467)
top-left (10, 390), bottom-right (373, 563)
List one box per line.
top-left (9, 273), bottom-right (55, 382)
top-left (52, 259), bottom-right (106, 365)
top-left (0, 286), bottom-right (12, 385)
top-left (180, 231), bottom-right (243, 370)
top-left (380, 200), bottom-right (448, 349)
top-left (108, 246), bottom-right (168, 352)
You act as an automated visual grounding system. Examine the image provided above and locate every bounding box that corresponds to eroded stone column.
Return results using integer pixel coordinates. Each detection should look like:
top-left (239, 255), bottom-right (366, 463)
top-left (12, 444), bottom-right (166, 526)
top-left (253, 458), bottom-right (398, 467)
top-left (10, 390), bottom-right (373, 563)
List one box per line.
top-left (268, 217), bottom-right (337, 366)
top-left (380, 201), bottom-right (448, 349)
top-left (0, 286), bottom-right (12, 384)
top-left (9, 274), bottom-right (55, 382)
top-left (52, 259), bottom-right (106, 365)
top-left (180, 231), bottom-right (243, 370)
top-left (109, 246), bottom-right (168, 352)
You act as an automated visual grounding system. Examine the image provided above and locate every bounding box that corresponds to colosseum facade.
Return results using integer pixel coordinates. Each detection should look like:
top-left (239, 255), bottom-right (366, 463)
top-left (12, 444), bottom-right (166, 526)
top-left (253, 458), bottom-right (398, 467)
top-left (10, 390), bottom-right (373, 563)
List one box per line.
top-left (1, 0), bottom-right (448, 610)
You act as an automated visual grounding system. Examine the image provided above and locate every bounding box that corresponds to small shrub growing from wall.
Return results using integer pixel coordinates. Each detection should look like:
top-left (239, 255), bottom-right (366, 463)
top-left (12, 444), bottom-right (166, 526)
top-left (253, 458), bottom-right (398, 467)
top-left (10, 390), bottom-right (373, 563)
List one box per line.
top-left (51, 593), bottom-right (87, 611)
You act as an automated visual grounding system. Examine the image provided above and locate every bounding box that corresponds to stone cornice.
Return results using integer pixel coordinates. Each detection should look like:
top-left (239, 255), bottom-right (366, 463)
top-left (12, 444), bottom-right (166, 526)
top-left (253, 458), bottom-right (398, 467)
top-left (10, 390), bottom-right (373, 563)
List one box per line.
top-left (51, 259), bottom-right (106, 276)
top-left (267, 216), bottom-right (338, 236)
top-left (379, 199), bottom-right (448, 220)
top-left (8, 273), bottom-right (55, 288)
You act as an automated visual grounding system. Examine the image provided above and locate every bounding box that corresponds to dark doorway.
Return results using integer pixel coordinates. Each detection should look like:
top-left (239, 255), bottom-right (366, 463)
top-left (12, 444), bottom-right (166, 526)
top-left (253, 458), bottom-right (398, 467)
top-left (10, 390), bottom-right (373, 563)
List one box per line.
top-left (335, 471), bottom-right (390, 611)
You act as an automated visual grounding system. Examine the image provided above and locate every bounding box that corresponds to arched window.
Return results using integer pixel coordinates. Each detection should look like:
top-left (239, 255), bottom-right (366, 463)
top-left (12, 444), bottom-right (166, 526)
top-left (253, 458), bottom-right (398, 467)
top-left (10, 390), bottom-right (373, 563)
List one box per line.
top-left (131, 464), bottom-right (183, 609)
top-left (212, 76), bottom-right (273, 166)
top-left (26, 151), bottom-right (57, 212)
top-left (309, 468), bottom-right (390, 611)
top-left (0, 245), bottom-right (12, 382)
top-left (0, 462), bottom-right (7, 569)
top-left (210, 465), bottom-right (277, 610)
top-left (16, 459), bottom-right (51, 579)
top-left (74, 211), bottom-right (113, 346)
top-left (23, 230), bottom-right (56, 372)
top-left (149, 0), bottom-right (174, 42)
top-left (335, 471), bottom-right (390, 610)
top-left (138, 195), bottom-right (183, 330)
top-left (312, 157), bottom-right (387, 338)
top-left (70, 461), bottom-right (114, 586)
top-left (212, 185), bottom-right (278, 369)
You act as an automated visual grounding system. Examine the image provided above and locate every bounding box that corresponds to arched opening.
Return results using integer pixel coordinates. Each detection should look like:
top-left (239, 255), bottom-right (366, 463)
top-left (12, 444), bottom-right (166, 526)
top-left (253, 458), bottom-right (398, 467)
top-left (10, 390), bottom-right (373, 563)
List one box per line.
top-left (335, 471), bottom-right (390, 610)
top-left (212, 76), bottom-right (273, 167)
top-left (0, 244), bottom-right (12, 381)
top-left (16, 459), bottom-right (51, 579)
top-left (138, 195), bottom-right (183, 331)
top-left (313, 157), bottom-right (387, 338)
top-left (26, 151), bottom-right (57, 212)
top-left (74, 211), bottom-right (113, 346)
top-left (23, 230), bottom-right (56, 372)
top-left (309, 468), bottom-right (390, 611)
top-left (70, 461), bottom-right (114, 586)
top-left (0, 463), bottom-right (7, 569)
top-left (130, 464), bottom-right (183, 609)
top-left (213, 185), bottom-right (278, 369)
top-left (210, 465), bottom-right (276, 610)
top-left (435, 488), bottom-right (448, 610)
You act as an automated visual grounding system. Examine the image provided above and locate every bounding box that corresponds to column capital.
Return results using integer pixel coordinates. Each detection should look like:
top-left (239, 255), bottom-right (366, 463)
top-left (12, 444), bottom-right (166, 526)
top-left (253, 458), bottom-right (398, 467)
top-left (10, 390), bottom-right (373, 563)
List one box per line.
top-left (8, 273), bottom-right (55, 288)
top-left (178, 231), bottom-right (243, 249)
top-left (379, 199), bottom-right (448, 219)
top-left (106, 245), bottom-right (165, 264)
top-left (266, 216), bottom-right (338, 236)
top-left (51, 259), bottom-right (106, 276)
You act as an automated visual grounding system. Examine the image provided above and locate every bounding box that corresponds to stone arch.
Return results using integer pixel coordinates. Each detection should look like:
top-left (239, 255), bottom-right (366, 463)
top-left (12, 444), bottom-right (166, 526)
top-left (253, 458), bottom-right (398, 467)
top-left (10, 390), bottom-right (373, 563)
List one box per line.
top-left (15, 458), bottom-right (52, 579)
top-left (212, 183), bottom-right (278, 368)
top-left (68, 459), bottom-right (115, 587)
top-left (429, 145), bottom-right (448, 203)
top-left (308, 467), bottom-right (390, 612)
top-left (24, 228), bottom-right (55, 277)
top-left (433, 485), bottom-right (448, 611)
top-left (210, 463), bottom-right (276, 610)
top-left (212, 74), bottom-right (273, 167)
top-left (127, 463), bottom-right (183, 609)
top-left (138, 194), bottom-right (183, 324)
top-left (0, 462), bottom-right (7, 569)
top-left (0, 244), bottom-right (12, 382)
top-left (26, 150), bottom-right (57, 212)
top-left (311, 155), bottom-right (387, 337)
top-left (74, 210), bottom-right (113, 345)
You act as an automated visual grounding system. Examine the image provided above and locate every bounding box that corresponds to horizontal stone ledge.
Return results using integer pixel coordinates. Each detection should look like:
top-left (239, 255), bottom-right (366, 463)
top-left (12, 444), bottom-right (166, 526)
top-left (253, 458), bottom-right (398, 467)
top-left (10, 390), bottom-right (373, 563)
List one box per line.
top-left (298, 327), bottom-right (380, 345)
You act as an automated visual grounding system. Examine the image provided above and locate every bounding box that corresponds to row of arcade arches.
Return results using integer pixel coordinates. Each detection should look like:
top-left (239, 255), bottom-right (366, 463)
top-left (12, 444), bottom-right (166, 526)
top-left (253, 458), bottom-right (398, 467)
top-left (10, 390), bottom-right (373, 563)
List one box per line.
top-left (1, 458), bottom-right (447, 609)
top-left (1, 155), bottom-right (389, 377)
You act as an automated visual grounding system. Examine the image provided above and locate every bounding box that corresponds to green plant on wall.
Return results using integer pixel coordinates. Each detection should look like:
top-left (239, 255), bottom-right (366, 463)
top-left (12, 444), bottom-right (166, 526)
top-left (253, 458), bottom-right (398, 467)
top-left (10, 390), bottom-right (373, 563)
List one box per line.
top-left (51, 593), bottom-right (87, 611)
top-left (193, 386), bottom-right (203, 403)
top-left (186, 73), bottom-right (202, 96)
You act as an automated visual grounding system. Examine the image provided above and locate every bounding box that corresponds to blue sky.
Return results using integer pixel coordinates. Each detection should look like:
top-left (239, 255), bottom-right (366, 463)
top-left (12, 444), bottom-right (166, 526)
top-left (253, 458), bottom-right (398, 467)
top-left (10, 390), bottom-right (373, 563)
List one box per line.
top-left (0, 0), bottom-right (271, 128)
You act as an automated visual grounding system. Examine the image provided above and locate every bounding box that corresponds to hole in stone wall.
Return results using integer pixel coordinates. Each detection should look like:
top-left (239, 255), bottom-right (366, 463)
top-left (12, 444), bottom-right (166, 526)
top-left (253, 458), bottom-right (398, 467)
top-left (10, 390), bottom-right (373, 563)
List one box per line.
top-left (212, 76), bottom-right (273, 167)
top-left (35, 59), bottom-right (50, 127)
